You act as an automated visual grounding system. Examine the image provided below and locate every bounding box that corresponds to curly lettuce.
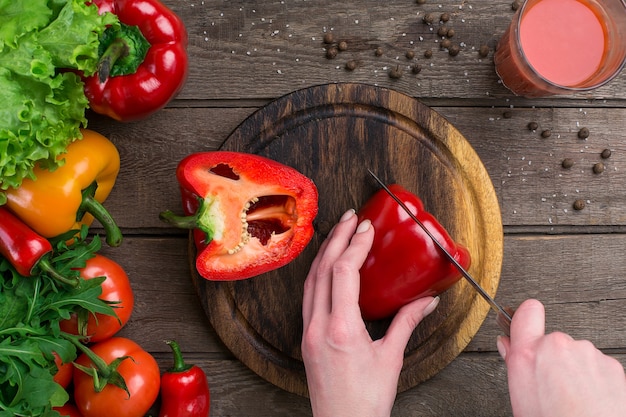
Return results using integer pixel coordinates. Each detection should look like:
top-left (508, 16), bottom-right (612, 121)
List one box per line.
top-left (0, 0), bottom-right (118, 198)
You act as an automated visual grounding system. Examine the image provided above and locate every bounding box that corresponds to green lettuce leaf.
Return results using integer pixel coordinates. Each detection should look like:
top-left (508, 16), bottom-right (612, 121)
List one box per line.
top-left (0, 0), bottom-right (118, 196)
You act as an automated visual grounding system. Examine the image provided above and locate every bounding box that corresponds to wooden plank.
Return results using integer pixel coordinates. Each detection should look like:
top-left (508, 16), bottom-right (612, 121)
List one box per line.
top-left (88, 105), bottom-right (626, 230)
top-left (159, 0), bottom-right (626, 100)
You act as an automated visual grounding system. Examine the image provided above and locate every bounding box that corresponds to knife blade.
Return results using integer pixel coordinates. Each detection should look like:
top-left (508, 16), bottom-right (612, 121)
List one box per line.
top-left (367, 169), bottom-right (513, 336)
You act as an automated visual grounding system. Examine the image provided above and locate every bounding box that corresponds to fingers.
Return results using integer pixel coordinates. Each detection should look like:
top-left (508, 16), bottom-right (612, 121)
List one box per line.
top-left (330, 219), bottom-right (374, 317)
top-left (383, 296), bottom-right (439, 352)
top-left (510, 299), bottom-right (546, 347)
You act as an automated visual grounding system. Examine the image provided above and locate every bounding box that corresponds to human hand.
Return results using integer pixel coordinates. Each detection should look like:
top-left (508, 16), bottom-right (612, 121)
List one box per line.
top-left (301, 209), bottom-right (440, 417)
top-left (497, 299), bottom-right (626, 417)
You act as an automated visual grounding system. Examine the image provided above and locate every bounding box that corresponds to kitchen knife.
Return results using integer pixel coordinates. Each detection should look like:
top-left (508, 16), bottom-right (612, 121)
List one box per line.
top-left (367, 169), bottom-right (513, 336)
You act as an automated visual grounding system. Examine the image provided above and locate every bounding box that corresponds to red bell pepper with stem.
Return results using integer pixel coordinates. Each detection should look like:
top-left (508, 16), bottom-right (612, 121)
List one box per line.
top-left (84, 0), bottom-right (188, 121)
top-left (357, 184), bottom-right (471, 321)
top-left (160, 151), bottom-right (318, 281)
top-left (0, 207), bottom-right (77, 286)
top-left (159, 340), bottom-right (210, 417)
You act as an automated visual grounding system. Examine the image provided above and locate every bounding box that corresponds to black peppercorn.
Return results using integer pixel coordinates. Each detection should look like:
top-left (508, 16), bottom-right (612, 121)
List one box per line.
top-left (405, 50), bottom-right (415, 59)
top-left (438, 26), bottom-right (448, 37)
top-left (326, 46), bottom-right (338, 59)
top-left (503, 110), bottom-right (512, 119)
top-left (440, 12), bottom-right (450, 22)
top-left (541, 129), bottom-right (551, 138)
top-left (338, 41), bottom-right (348, 51)
top-left (561, 158), bottom-right (574, 169)
top-left (345, 60), bottom-right (357, 71)
top-left (388, 65), bottom-right (403, 79)
top-left (424, 49), bottom-right (433, 58)
top-left (573, 199), bottom-right (585, 211)
top-left (601, 149), bottom-right (612, 159)
top-left (528, 121), bottom-right (539, 131)
top-left (448, 44), bottom-right (460, 56)
top-left (446, 28), bottom-right (455, 38)
top-left (593, 162), bottom-right (605, 174)
top-left (423, 13), bottom-right (435, 24)
top-left (440, 39), bottom-right (452, 49)
top-left (416, 0), bottom-right (426, 4)
top-left (578, 127), bottom-right (590, 139)
top-left (478, 45), bottom-right (490, 57)
top-left (411, 63), bottom-right (422, 74)
top-left (323, 32), bottom-right (334, 44)
top-left (374, 47), bottom-right (384, 57)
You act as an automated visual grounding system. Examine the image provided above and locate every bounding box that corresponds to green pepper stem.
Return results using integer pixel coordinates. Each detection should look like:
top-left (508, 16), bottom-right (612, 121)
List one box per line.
top-left (165, 340), bottom-right (192, 373)
top-left (98, 38), bottom-right (129, 82)
top-left (37, 256), bottom-right (79, 287)
top-left (79, 182), bottom-right (123, 247)
top-left (158, 210), bottom-right (200, 230)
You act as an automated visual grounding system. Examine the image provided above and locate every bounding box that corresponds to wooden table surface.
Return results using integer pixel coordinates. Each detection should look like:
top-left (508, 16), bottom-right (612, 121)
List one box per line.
top-left (86, 1), bottom-right (626, 415)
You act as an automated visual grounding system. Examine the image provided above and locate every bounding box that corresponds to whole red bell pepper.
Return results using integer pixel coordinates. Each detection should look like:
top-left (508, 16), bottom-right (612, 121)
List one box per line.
top-left (0, 207), bottom-right (77, 286)
top-left (159, 340), bottom-right (210, 417)
top-left (357, 184), bottom-right (471, 321)
top-left (160, 151), bottom-right (318, 281)
top-left (83, 0), bottom-right (188, 121)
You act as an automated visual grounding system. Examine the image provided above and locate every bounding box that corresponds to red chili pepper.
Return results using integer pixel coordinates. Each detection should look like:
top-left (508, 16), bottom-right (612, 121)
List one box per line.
top-left (83, 0), bottom-right (188, 121)
top-left (357, 184), bottom-right (471, 320)
top-left (159, 340), bottom-right (210, 417)
top-left (160, 151), bottom-right (318, 281)
top-left (0, 207), bottom-right (77, 286)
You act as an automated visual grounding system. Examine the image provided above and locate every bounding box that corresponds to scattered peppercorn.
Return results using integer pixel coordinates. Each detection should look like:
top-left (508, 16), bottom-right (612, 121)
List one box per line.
top-left (338, 41), bottom-right (348, 51)
top-left (512, 0), bottom-right (522, 10)
top-left (448, 44), bottom-right (460, 56)
top-left (601, 149), bottom-right (612, 159)
top-left (326, 46), bottom-right (338, 59)
top-left (478, 45), bottom-right (490, 57)
top-left (416, 0), bottom-right (427, 4)
top-left (561, 158), bottom-right (574, 169)
top-left (593, 162), bottom-right (605, 174)
top-left (438, 26), bottom-right (448, 37)
top-left (446, 28), bottom-right (456, 38)
top-left (424, 49), bottom-right (433, 58)
top-left (388, 65), bottom-right (403, 79)
top-left (440, 12), bottom-right (450, 22)
top-left (374, 47), bottom-right (384, 57)
top-left (405, 50), bottom-right (415, 59)
top-left (323, 32), bottom-right (334, 44)
top-left (503, 110), bottom-right (512, 119)
top-left (411, 63), bottom-right (422, 74)
top-left (423, 13), bottom-right (435, 24)
top-left (541, 129), bottom-right (551, 138)
top-left (440, 39), bottom-right (452, 49)
top-left (345, 60), bottom-right (357, 71)
top-left (573, 199), bottom-right (585, 211)
top-left (527, 121), bottom-right (538, 131)
top-left (577, 127), bottom-right (590, 139)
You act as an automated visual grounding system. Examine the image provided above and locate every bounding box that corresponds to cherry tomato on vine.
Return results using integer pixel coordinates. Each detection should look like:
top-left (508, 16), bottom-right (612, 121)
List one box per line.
top-left (73, 337), bottom-right (160, 417)
top-left (60, 254), bottom-right (134, 342)
top-left (52, 352), bottom-right (73, 389)
top-left (54, 403), bottom-right (84, 417)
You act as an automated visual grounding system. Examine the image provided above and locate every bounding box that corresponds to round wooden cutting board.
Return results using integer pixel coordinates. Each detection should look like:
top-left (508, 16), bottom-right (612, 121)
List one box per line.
top-left (191, 83), bottom-right (503, 397)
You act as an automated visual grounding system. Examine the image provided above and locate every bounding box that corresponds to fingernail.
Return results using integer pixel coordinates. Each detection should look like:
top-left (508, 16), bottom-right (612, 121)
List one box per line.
top-left (423, 296), bottom-right (440, 317)
top-left (340, 209), bottom-right (356, 222)
top-left (496, 336), bottom-right (507, 360)
top-left (356, 219), bottom-right (371, 233)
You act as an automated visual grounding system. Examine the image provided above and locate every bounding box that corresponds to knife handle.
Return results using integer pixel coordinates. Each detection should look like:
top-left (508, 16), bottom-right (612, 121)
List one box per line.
top-left (496, 306), bottom-right (516, 337)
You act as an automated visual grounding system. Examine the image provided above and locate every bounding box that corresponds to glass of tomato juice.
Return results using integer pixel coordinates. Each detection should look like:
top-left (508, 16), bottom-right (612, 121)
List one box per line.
top-left (494, 0), bottom-right (626, 97)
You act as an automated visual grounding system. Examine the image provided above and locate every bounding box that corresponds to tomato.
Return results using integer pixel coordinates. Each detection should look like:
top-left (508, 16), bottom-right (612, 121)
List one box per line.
top-left (60, 254), bottom-right (134, 342)
top-left (53, 352), bottom-right (73, 389)
top-left (54, 403), bottom-right (84, 417)
top-left (73, 337), bottom-right (160, 417)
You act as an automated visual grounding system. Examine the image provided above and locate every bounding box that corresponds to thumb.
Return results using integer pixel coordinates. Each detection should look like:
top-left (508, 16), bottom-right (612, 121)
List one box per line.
top-left (382, 296), bottom-right (439, 352)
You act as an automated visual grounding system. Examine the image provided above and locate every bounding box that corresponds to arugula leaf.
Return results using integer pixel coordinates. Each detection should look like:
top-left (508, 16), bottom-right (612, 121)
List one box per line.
top-left (0, 231), bottom-right (117, 416)
top-left (0, 0), bottom-right (119, 196)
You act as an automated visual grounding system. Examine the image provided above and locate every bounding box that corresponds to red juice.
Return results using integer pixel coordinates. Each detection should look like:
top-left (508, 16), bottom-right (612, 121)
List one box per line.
top-left (520, 0), bottom-right (605, 87)
top-left (494, 0), bottom-right (626, 97)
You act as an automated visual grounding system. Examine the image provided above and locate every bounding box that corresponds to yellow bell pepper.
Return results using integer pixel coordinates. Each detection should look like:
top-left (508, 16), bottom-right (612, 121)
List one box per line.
top-left (3, 129), bottom-right (122, 246)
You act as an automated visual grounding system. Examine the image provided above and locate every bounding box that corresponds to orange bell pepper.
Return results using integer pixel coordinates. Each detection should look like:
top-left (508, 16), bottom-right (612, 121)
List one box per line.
top-left (3, 129), bottom-right (122, 246)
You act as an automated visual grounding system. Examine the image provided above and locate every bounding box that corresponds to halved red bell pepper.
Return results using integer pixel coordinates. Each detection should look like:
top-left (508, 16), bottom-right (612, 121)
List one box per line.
top-left (357, 184), bottom-right (471, 321)
top-left (160, 151), bottom-right (318, 281)
top-left (83, 0), bottom-right (188, 121)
